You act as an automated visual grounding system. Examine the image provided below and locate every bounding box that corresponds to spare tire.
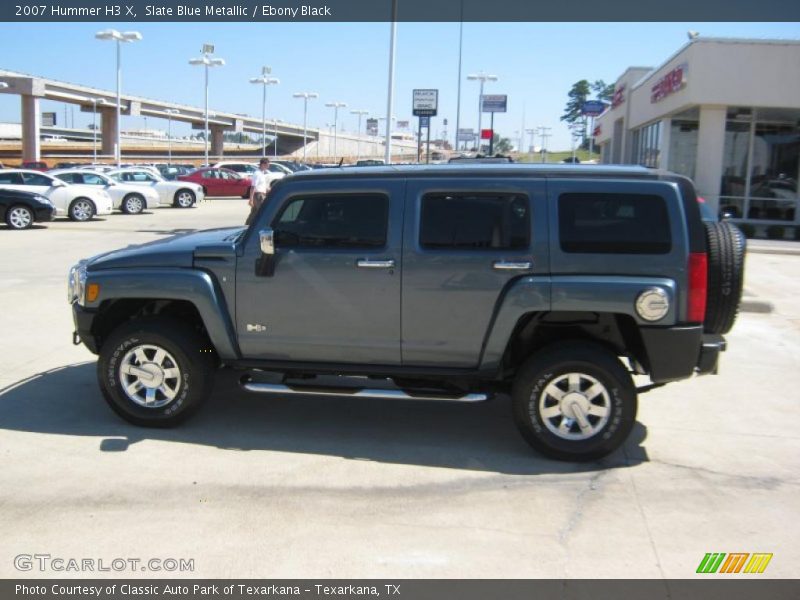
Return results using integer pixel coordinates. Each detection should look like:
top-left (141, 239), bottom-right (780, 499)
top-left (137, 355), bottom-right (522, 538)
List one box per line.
top-left (704, 221), bottom-right (746, 334)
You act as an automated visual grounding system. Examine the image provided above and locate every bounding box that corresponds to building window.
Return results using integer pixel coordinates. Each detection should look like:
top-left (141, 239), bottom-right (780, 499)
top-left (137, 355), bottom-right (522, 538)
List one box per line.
top-left (668, 119), bottom-right (698, 180)
top-left (719, 107), bottom-right (799, 223)
top-left (631, 121), bottom-right (661, 168)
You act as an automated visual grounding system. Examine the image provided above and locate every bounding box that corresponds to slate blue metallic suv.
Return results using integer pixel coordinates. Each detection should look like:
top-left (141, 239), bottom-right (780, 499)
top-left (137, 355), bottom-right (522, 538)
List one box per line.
top-left (68, 164), bottom-right (745, 461)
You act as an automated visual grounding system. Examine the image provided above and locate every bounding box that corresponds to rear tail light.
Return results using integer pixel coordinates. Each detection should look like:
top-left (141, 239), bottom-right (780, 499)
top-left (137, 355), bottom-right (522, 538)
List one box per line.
top-left (687, 252), bottom-right (707, 323)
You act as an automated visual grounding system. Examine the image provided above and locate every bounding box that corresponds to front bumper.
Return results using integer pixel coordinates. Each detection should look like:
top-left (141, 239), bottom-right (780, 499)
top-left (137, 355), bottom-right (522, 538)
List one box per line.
top-left (34, 206), bottom-right (55, 222)
top-left (72, 303), bottom-right (99, 354)
top-left (639, 325), bottom-right (725, 383)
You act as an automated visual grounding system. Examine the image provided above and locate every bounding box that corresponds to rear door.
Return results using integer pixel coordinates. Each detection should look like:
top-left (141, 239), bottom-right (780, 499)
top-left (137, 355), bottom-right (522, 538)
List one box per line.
top-left (401, 177), bottom-right (549, 368)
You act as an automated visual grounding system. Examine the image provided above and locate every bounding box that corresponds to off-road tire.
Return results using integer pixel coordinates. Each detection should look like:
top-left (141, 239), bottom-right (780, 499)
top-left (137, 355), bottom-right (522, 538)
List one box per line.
top-left (704, 221), bottom-right (746, 334)
top-left (511, 341), bottom-right (637, 461)
top-left (97, 317), bottom-right (216, 427)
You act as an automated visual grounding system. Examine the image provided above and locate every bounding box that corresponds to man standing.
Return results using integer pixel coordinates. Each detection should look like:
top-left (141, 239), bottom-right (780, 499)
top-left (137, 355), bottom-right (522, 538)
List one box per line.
top-left (246, 157), bottom-right (272, 225)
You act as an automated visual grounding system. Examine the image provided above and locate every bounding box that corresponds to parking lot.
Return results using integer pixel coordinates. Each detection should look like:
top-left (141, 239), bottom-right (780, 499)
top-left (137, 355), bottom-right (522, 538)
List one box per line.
top-left (0, 198), bottom-right (798, 578)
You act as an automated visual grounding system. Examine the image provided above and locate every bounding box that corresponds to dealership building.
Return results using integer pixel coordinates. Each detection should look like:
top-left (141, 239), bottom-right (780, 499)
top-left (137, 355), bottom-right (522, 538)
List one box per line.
top-left (595, 38), bottom-right (800, 232)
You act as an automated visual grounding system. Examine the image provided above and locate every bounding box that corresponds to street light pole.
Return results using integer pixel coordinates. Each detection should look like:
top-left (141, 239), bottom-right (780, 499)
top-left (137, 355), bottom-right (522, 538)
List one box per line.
top-left (293, 92), bottom-right (319, 163)
top-left (384, 0), bottom-right (397, 163)
top-left (467, 71), bottom-right (497, 152)
top-left (90, 98), bottom-right (106, 163)
top-left (249, 67), bottom-right (280, 158)
top-left (454, 0), bottom-right (464, 151)
top-left (95, 29), bottom-right (142, 167)
top-left (189, 45), bottom-right (225, 167)
top-left (325, 101), bottom-right (347, 159)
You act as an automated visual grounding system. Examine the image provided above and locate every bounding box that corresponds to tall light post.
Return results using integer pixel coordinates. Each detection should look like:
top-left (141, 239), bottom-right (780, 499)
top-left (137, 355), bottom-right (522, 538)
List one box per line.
top-left (467, 71), bottom-right (497, 152)
top-left (351, 110), bottom-right (368, 161)
top-left (89, 97), bottom-right (106, 163)
top-left (325, 101), bottom-right (347, 159)
top-left (454, 1), bottom-right (464, 150)
top-left (292, 92), bottom-right (318, 163)
top-left (189, 44), bottom-right (225, 167)
top-left (95, 29), bottom-right (142, 167)
top-left (165, 109), bottom-right (179, 164)
top-left (384, 0), bottom-right (398, 163)
top-left (249, 67), bottom-right (280, 158)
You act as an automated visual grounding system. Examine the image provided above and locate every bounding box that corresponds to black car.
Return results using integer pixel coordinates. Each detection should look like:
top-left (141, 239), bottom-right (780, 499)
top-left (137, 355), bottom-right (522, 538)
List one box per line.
top-left (1, 188), bottom-right (56, 229)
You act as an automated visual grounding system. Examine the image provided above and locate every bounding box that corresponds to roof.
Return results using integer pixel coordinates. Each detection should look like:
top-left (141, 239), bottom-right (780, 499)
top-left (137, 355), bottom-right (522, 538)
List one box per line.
top-left (284, 163), bottom-right (658, 180)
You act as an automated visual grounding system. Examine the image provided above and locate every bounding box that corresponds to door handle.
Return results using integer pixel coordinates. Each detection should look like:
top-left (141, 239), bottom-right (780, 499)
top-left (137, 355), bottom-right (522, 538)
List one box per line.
top-left (356, 259), bottom-right (395, 269)
top-left (492, 260), bottom-right (533, 271)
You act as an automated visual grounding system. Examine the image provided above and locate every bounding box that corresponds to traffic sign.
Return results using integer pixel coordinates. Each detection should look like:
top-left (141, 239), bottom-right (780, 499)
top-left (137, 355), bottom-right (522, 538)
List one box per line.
top-left (581, 100), bottom-right (607, 117)
top-left (413, 89), bottom-right (438, 117)
top-left (457, 128), bottom-right (475, 141)
top-left (481, 95), bottom-right (507, 113)
top-left (419, 116), bottom-right (430, 128)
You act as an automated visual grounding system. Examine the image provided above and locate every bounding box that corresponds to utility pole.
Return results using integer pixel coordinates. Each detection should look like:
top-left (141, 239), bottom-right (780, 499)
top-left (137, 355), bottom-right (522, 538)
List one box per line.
top-left (525, 128), bottom-right (536, 159)
top-left (537, 126), bottom-right (552, 163)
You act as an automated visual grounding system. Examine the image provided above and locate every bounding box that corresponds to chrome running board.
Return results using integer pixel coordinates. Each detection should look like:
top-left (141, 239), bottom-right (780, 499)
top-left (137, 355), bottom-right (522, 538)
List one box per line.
top-left (240, 381), bottom-right (488, 403)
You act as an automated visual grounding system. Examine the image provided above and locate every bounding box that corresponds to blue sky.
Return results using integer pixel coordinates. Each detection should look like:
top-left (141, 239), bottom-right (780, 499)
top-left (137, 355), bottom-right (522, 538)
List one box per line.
top-left (0, 21), bottom-right (798, 149)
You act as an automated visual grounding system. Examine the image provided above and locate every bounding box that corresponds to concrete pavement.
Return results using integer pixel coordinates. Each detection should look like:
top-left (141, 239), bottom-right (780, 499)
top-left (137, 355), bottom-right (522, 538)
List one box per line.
top-left (0, 201), bottom-right (798, 579)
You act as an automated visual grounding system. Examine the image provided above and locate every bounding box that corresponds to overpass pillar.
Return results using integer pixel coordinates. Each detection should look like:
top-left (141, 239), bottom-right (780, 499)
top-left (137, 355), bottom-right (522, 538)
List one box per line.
top-left (210, 125), bottom-right (225, 158)
top-left (21, 95), bottom-right (41, 162)
top-left (100, 108), bottom-right (118, 157)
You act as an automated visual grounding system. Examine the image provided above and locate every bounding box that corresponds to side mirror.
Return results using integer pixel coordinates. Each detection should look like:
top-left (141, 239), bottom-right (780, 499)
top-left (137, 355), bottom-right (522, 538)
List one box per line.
top-left (259, 228), bottom-right (275, 255)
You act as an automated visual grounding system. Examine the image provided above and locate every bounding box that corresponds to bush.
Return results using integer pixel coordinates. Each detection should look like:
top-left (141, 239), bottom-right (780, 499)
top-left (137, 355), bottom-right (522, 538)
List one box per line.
top-left (766, 225), bottom-right (785, 240)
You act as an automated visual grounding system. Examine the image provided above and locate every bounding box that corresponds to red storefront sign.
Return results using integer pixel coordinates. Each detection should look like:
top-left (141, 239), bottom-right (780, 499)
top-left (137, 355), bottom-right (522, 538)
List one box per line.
top-left (480, 129), bottom-right (493, 140)
top-left (611, 84), bottom-right (625, 109)
top-left (651, 63), bottom-right (688, 103)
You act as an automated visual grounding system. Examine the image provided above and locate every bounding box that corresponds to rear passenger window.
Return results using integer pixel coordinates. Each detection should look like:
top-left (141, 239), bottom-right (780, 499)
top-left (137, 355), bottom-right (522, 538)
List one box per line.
top-left (559, 193), bottom-right (671, 254)
top-left (273, 194), bottom-right (388, 249)
top-left (420, 193), bottom-right (530, 250)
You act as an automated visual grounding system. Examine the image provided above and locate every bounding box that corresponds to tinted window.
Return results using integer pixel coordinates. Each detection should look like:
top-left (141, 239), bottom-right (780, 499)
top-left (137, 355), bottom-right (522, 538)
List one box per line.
top-left (273, 194), bottom-right (388, 249)
top-left (559, 193), bottom-right (671, 254)
top-left (57, 173), bottom-right (79, 184)
top-left (22, 173), bottom-right (53, 186)
top-left (420, 193), bottom-right (530, 250)
top-left (0, 173), bottom-right (23, 185)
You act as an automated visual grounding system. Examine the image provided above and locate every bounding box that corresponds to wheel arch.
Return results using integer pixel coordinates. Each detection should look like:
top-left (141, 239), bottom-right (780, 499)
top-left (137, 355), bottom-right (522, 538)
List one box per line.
top-left (84, 269), bottom-right (239, 361)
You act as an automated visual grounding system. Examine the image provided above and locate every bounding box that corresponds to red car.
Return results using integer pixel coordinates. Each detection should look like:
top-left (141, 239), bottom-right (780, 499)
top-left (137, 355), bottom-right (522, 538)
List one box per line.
top-left (21, 161), bottom-right (49, 171)
top-left (178, 167), bottom-right (251, 198)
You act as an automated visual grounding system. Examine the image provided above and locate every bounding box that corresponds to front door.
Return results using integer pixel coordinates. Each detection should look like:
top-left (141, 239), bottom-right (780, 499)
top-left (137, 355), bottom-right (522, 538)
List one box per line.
top-left (236, 179), bottom-right (405, 364)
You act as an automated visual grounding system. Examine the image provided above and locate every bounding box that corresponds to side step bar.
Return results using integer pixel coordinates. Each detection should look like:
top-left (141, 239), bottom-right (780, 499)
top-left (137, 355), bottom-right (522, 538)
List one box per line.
top-left (240, 381), bottom-right (488, 403)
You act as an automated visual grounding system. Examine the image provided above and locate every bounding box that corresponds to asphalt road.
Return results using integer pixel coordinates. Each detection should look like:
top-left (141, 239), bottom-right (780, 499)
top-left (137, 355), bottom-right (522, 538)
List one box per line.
top-left (0, 199), bottom-right (798, 578)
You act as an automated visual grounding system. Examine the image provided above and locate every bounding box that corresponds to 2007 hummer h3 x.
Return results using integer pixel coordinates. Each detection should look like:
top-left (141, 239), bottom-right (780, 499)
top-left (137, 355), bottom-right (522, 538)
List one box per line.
top-left (68, 164), bottom-right (745, 461)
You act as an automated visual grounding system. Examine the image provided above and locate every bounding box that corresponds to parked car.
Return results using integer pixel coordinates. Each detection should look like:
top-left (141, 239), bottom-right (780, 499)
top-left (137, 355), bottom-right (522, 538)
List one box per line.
top-left (157, 165), bottom-right (194, 181)
top-left (54, 161), bottom-right (82, 169)
top-left (50, 169), bottom-right (160, 215)
top-left (272, 160), bottom-right (312, 172)
top-left (354, 159), bottom-right (385, 167)
top-left (106, 168), bottom-right (204, 208)
top-left (214, 161), bottom-right (288, 181)
top-left (177, 167), bottom-right (252, 198)
top-left (0, 169), bottom-right (112, 221)
top-left (21, 161), bottom-right (49, 171)
top-left (68, 164), bottom-right (744, 461)
top-left (0, 188), bottom-right (55, 229)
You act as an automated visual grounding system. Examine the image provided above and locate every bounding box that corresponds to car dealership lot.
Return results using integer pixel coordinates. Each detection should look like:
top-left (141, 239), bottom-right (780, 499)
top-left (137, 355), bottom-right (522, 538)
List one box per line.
top-left (0, 201), bottom-right (798, 578)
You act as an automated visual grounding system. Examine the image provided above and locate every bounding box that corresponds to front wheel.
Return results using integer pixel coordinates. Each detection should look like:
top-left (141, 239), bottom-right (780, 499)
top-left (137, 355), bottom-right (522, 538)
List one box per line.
top-left (511, 341), bottom-right (637, 461)
top-left (68, 198), bottom-right (96, 221)
top-left (6, 205), bottom-right (34, 229)
top-left (173, 189), bottom-right (196, 208)
top-left (97, 317), bottom-right (216, 427)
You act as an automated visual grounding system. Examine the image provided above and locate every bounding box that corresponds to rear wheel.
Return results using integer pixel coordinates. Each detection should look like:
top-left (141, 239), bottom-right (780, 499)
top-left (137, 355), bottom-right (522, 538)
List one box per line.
top-left (512, 342), bottom-right (637, 461)
top-left (173, 189), bottom-right (196, 208)
top-left (68, 198), bottom-right (95, 221)
top-left (121, 193), bottom-right (145, 215)
top-left (704, 221), bottom-right (746, 334)
top-left (5, 205), bottom-right (34, 229)
top-left (97, 317), bottom-right (216, 427)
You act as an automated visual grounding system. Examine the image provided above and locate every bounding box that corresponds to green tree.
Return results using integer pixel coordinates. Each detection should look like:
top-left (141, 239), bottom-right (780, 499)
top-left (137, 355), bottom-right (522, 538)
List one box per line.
top-left (492, 133), bottom-right (513, 154)
top-left (592, 80), bottom-right (615, 103)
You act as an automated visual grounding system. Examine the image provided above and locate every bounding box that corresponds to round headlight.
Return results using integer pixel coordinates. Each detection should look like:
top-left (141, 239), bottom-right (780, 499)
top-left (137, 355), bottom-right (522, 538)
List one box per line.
top-left (635, 288), bottom-right (670, 322)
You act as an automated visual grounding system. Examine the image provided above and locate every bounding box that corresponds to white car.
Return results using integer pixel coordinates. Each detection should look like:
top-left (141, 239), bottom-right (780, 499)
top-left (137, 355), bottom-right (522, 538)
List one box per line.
top-left (0, 169), bottom-right (113, 221)
top-left (106, 168), bottom-right (204, 208)
top-left (213, 161), bottom-right (287, 183)
top-left (50, 169), bottom-right (161, 215)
